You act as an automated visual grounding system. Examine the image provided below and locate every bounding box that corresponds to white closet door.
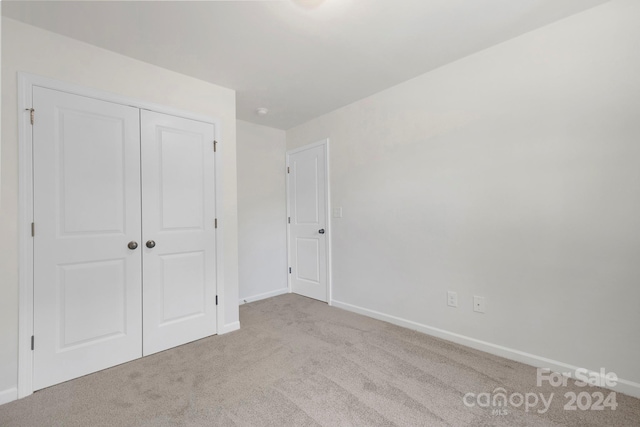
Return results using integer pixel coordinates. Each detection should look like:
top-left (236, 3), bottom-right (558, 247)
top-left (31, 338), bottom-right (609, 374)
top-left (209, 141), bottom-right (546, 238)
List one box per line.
top-left (141, 110), bottom-right (217, 356)
top-left (288, 143), bottom-right (328, 302)
top-left (32, 87), bottom-right (142, 390)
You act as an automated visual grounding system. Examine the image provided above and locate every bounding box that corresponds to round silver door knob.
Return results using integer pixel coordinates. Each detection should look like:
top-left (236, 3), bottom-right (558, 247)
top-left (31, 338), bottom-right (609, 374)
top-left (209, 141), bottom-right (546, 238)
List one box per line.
top-left (127, 241), bottom-right (138, 250)
top-left (146, 240), bottom-right (156, 249)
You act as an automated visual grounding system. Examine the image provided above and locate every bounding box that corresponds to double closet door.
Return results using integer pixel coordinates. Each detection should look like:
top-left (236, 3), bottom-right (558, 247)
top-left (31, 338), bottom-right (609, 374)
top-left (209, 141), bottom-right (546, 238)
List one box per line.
top-left (32, 87), bottom-right (218, 390)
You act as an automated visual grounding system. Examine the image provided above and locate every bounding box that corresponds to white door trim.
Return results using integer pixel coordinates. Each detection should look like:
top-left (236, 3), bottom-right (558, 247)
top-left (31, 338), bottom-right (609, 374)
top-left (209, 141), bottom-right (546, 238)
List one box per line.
top-left (17, 72), bottom-right (225, 399)
top-left (285, 139), bottom-right (332, 304)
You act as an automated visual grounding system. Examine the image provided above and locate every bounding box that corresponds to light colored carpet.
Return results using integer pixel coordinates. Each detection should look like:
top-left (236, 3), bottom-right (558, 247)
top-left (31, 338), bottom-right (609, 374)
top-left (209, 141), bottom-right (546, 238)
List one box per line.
top-left (0, 294), bottom-right (638, 426)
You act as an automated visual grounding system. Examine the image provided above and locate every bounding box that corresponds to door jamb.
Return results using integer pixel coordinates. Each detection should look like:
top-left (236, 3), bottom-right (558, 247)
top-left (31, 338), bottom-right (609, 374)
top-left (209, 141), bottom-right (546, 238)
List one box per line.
top-left (17, 72), bottom-right (225, 399)
top-left (285, 139), bottom-right (332, 304)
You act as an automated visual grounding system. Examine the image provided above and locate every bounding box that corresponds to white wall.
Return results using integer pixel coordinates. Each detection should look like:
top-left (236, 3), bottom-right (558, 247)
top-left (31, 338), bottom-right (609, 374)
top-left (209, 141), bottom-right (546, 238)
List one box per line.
top-left (237, 120), bottom-right (288, 303)
top-left (288, 0), bottom-right (640, 395)
top-left (0, 18), bottom-right (239, 402)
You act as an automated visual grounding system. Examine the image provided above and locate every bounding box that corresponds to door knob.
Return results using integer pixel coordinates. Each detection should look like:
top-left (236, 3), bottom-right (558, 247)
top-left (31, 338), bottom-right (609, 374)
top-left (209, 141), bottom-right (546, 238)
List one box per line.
top-left (319, 229), bottom-right (325, 234)
top-left (146, 240), bottom-right (156, 249)
top-left (127, 241), bottom-right (138, 250)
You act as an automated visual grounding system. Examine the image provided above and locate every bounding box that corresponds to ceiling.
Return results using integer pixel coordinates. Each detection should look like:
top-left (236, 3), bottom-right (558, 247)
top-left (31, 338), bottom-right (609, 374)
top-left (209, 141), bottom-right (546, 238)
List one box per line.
top-left (3, 0), bottom-right (608, 130)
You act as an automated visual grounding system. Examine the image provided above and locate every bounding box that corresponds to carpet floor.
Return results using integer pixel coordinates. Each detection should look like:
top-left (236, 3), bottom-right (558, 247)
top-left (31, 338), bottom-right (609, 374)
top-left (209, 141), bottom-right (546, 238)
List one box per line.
top-left (0, 294), bottom-right (638, 426)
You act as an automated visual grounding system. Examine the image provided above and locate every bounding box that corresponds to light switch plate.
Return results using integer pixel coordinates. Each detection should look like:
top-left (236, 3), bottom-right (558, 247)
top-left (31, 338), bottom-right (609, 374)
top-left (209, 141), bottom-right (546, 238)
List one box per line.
top-left (332, 207), bottom-right (343, 218)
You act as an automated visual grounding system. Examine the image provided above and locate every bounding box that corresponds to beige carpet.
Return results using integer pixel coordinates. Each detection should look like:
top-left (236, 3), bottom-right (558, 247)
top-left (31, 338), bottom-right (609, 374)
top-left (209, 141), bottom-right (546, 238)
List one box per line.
top-left (0, 294), bottom-right (638, 426)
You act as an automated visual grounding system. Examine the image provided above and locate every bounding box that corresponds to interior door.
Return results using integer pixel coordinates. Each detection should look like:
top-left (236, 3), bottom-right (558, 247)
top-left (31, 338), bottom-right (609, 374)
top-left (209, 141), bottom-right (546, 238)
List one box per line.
top-left (32, 87), bottom-right (142, 390)
top-left (288, 143), bottom-right (328, 302)
top-left (141, 110), bottom-right (218, 356)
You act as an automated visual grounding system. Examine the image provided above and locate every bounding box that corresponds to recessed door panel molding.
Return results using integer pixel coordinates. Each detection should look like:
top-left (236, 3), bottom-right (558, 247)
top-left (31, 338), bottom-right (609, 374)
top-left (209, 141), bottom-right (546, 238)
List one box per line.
top-left (159, 127), bottom-right (206, 230)
top-left (141, 110), bottom-right (217, 356)
top-left (58, 108), bottom-right (127, 236)
top-left (33, 87), bottom-right (143, 391)
top-left (159, 251), bottom-right (206, 325)
top-left (287, 140), bottom-right (330, 302)
top-left (294, 156), bottom-right (319, 224)
top-left (58, 259), bottom-right (127, 350)
top-left (295, 238), bottom-right (320, 283)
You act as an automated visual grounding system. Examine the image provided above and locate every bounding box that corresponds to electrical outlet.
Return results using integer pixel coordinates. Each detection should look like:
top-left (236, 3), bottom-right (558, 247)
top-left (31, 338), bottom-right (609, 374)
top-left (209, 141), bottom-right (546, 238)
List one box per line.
top-left (473, 296), bottom-right (485, 313)
top-left (447, 291), bottom-right (458, 308)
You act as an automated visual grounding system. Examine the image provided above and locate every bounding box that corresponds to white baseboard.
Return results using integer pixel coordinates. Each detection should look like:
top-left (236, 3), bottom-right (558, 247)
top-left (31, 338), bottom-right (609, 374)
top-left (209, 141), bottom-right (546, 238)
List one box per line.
top-left (239, 288), bottom-right (289, 305)
top-left (0, 387), bottom-right (18, 406)
top-left (331, 300), bottom-right (640, 399)
top-left (219, 321), bottom-right (241, 335)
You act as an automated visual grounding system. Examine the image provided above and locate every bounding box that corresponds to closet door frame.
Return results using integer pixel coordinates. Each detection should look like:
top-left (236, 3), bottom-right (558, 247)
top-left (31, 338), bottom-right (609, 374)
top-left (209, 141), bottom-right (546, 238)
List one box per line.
top-left (17, 72), bottom-right (225, 399)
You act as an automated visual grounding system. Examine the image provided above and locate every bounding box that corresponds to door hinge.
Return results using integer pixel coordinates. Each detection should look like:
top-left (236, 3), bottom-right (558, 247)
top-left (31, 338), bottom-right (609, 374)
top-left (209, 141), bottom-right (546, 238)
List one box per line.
top-left (215, 218), bottom-right (218, 229)
top-left (31, 335), bottom-right (34, 350)
top-left (289, 267), bottom-right (292, 274)
top-left (288, 217), bottom-right (290, 224)
top-left (31, 222), bottom-right (35, 237)
top-left (214, 140), bottom-right (218, 152)
top-left (287, 166), bottom-right (290, 174)
top-left (215, 295), bottom-right (218, 306)
top-left (26, 108), bottom-right (34, 125)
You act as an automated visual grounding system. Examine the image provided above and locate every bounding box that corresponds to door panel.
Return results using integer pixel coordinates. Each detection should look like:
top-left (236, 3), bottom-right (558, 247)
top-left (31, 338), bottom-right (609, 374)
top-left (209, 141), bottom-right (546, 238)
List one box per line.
top-left (296, 238), bottom-right (320, 282)
top-left (58, 259), bottom-right (127, 349)
top-left (33, 87), bottom-right (142, 390)
top-left (58, 109), bottom-right (127, 234)
top-left (159, 251), bottom-right (206, 324)
top-left (141, 110), bottom-right (217, 356)
top-left (159, 130), bottom-right (205, 230)
top-left (294, 156), bottom-right (319, 223)
top-left (288, 143), bottom-right (328, 302)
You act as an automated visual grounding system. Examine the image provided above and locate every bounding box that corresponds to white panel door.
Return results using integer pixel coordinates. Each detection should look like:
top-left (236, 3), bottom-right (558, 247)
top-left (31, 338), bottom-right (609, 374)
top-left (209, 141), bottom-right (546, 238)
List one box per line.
top-left (141, 110), bottom-right (217, 356)
top-left (288, 143), bottom-right (328, 302)
top-left (32, 87), bottom-right (142, 390)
